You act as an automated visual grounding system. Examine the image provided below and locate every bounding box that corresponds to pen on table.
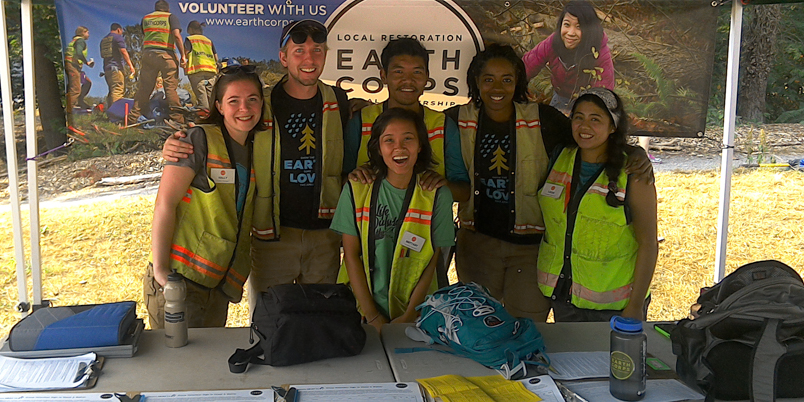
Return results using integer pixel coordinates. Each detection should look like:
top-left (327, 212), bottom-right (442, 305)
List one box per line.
top-left (654, 326), bottom-right (671, 339)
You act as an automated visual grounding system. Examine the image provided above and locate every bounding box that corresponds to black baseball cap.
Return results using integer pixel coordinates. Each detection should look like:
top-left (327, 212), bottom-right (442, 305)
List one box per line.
top-left (280, 19), bottom-right (327, 48)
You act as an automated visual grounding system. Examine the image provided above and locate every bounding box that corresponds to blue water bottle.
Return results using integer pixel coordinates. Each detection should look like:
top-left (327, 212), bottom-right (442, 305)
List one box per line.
top-left (610, 316), bottom-right (646, 400)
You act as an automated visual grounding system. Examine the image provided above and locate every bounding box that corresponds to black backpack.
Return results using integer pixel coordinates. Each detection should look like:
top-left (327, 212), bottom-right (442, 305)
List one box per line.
top-left (671, 260), bottom-right (804, 402)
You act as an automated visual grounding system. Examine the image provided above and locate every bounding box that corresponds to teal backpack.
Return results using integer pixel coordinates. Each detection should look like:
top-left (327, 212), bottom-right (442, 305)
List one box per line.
top-left (405, 282), bottom-right (549, 379)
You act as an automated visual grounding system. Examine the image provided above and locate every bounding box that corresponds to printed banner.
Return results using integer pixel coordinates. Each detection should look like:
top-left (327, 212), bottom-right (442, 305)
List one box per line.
top-left (54, 0), bottom-right (718, 137)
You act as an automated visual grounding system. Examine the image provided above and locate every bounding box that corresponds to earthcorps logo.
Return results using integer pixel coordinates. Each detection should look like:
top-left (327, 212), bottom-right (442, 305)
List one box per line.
top-left (322, 0), bottom-right (483, 110)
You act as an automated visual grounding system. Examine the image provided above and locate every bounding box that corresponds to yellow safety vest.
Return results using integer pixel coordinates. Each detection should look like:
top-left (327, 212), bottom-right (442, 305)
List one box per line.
top-left (356, 103), bottom-right (447, 177)
top-left (64, 36), bottom-right (86, 67)
top-left (142, 11), bottom-right (175, 51)
top-left (339, 175), bottom-right (439, 319)
top-left (456, 102), bottom-right (548, 235)
top-left (536, 147), bottom-right (640, 310)
top-left (167, 125), bottom-right (256, 301)
top-left (186, 35), bottom-right (216, 74)
top-left (251, 78), bottom-right (344, 240)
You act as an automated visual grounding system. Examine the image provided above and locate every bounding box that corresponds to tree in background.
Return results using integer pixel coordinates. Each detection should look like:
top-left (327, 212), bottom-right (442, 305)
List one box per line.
top-left (738, 3), bottom-right (782, 123)
top-left (2, 1), bottom-right (66, 157)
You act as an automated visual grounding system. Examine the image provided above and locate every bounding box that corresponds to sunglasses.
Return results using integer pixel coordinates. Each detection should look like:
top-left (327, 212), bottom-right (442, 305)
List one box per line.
top-left (220, 64), bottom-right (257, 75)
top-left (281, 28), bottom-right (327, 48)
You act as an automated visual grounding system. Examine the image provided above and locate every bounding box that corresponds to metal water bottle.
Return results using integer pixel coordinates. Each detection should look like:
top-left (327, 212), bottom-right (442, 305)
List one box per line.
top-left (164, 271), bottom-right (188, 347)
top-left (610, 316), bottom-right (646, 400)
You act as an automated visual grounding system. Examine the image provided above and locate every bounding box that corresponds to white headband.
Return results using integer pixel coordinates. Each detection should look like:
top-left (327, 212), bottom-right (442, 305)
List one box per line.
top-left (574, 87), bottom-right (621, 129)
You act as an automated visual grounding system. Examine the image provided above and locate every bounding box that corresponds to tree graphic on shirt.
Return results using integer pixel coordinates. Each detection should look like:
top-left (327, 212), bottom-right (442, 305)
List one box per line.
top-left (489, 146), bottom-right (508, 175)
top-left (298, 124), bottom-right (315, 155)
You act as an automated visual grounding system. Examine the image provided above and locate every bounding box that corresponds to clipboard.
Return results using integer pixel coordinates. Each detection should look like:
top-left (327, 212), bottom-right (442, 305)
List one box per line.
top-left (0, 353), bottom-right (105, 392)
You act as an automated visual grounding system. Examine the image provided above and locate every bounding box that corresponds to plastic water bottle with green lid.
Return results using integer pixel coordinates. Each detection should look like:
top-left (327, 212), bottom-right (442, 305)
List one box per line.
top-left (610, 316), bottom-right (646, 400)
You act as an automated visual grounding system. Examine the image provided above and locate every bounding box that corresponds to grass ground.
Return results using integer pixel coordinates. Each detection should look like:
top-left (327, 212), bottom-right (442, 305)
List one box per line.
top-left (1, 169), bottom-right (802, 336)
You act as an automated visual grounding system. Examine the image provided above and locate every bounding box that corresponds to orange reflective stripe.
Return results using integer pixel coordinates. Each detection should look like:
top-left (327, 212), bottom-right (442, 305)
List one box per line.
top-left (571, 281), bottom-right (632, 305)
top-left (515, 119), bottom-right (541, 129)
top-left (170, 244), bottom-right (226, 280)
top-left (537, 269), bottom-right (559, 288)
top-left (361, 123), bottom-right (372, 136)
top-left (458, 119), bottom-right (477, 130)
top-left (355, 206), bottom-right (370, 223)
top-left (404, 208), bottom-right (432, 225)
top-left (513, 223), bottom-right (545, 235)
top-left (323, 101), bottom-right (339, 112)
top-left (186, 64), bottom-right (217, 74)
top-left (225, 268), bottom-right (247, 289)
top-left (207, 153), bottom-right (232, 168)
top-left (428, 126), bottom-right (444, 141)
top-left (181, 188), bottom-right (192, 203)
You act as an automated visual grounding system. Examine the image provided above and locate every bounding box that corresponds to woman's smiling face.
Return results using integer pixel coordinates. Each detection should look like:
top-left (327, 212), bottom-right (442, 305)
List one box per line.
top-left (561, 13), bottom-right (582, 50)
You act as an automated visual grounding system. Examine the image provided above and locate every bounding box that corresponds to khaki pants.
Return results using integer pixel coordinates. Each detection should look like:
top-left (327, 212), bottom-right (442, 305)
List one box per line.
top-left (104, 67), bottom-right (125, 106)
top-left (188, 72), bottom-right (216, 110)
top-left (130, 50), bottom-right (184, 123)
top-left (65, 63), bottom-right (81, 112)
top-left (143, 263), bottom-right (229, 329)
top-left (248, 227), bottom-right (340, 315)
top-left (455, 229), bottom-right (550, 322)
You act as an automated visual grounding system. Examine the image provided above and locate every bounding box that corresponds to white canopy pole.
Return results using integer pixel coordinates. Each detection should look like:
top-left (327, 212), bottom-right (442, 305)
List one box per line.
top-left (21, 0), bottom-right (42, 308)
top-left (0, 0), bottom-right (30, 316)
top-left (714, 0), bottom-right (743, 283)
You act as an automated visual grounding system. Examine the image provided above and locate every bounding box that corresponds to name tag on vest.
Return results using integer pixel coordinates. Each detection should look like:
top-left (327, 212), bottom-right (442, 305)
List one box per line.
top-left (400, 231), bottom-right (426, 253)
top-left (212, 168), bottom-right (235, 184)
top-left (541, 183), bottom-right (564, 199)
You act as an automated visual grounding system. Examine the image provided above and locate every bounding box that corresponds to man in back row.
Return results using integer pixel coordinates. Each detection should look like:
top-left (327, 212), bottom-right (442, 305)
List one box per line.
top-left (100, 23), bottom-right (135, 107)
top-left (129, 0), bottom-right (186, 124)
top-left (162, 20), bottom-right (351, 313)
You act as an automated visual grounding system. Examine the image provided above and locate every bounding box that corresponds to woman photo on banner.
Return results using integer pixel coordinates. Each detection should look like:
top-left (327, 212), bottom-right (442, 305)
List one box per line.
top-left (146, 65), bottom-right (267, 329)
top-left (537, 88), bottom-right (658, 322)
top-left (522, 0), bottom-right (615, 115)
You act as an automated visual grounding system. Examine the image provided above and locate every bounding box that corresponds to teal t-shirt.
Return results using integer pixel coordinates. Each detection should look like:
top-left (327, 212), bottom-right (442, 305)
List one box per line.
top-left (330, 179), bottom-right (455, 318)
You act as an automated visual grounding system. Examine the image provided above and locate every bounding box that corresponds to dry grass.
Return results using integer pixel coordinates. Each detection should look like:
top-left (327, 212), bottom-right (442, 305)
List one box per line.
top-left (1, 169), bottom-right (803, 336)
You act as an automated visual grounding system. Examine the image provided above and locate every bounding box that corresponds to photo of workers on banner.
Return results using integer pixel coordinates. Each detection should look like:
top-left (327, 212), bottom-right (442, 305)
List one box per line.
top-left (53, 0), bottom-right (717, 144)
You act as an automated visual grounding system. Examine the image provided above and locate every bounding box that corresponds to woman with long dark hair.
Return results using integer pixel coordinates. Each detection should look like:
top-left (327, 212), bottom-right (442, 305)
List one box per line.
top-left (522, 0), bottom-right (615, 114)
top-left (537, 88), bottom-right (657, 322)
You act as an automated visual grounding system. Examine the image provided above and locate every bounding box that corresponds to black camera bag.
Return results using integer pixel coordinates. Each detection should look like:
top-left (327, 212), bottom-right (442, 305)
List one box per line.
top-left (228, 283), bottom-right (366, 372)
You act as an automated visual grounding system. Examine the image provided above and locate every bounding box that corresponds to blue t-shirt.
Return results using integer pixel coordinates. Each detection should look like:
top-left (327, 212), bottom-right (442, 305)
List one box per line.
top-left (101, 32), bottom-right (127, 71)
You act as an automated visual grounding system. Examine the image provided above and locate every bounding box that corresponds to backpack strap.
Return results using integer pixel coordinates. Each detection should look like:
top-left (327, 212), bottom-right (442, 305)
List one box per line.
top-left (228, 325), bottom-right (271, 373)
top-left (750, 318), bottom-right (785, 402)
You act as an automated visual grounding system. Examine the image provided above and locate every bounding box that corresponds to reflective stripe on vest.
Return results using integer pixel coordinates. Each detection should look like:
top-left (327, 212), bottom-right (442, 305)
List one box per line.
top-left (251, 79), bottom-right (343, 240)
top-left (536, 147), bottom-right (639, 310)
top-left (357, 103), bottom-right (447, 177)
top-left (64, 36), bottom-right (86, 66)
top-left (142, 11), bottom-right (175, 51)
top-left (346, 176), bottom-right (439, 319)
top-left (168, 125), bottom-right (255, 301)
top-left (456, 102), bottom-right (548, 235)
top-left (186, 35), bottom-right (216, 74)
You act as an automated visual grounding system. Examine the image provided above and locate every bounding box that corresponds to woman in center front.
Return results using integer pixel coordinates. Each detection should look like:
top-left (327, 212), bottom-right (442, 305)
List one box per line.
top-left (331, 108), bottom-right (456, 333)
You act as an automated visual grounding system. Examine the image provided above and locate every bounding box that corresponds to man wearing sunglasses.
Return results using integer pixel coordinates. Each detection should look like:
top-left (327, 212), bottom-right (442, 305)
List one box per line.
top-left (163, 20), bottom-right (350, 314)
top-left (129, 0), bottom-right (186, 125)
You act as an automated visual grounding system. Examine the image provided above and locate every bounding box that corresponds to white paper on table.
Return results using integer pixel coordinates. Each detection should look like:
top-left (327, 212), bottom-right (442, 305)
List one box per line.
top-left (140, 389), bottom-right (274, 401)
top-left (291, 382), bottom-right (425, 402)
top-left (0, 393), bottom-right (111, 401)
top-left (0, 352), bottom-right (97, 392)
top-left (565, 379), bottom-right (705, 402)
top-left (519, 375), bottom-right (566, 402)
top-left (547, 351), bottom-right (610, 380)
